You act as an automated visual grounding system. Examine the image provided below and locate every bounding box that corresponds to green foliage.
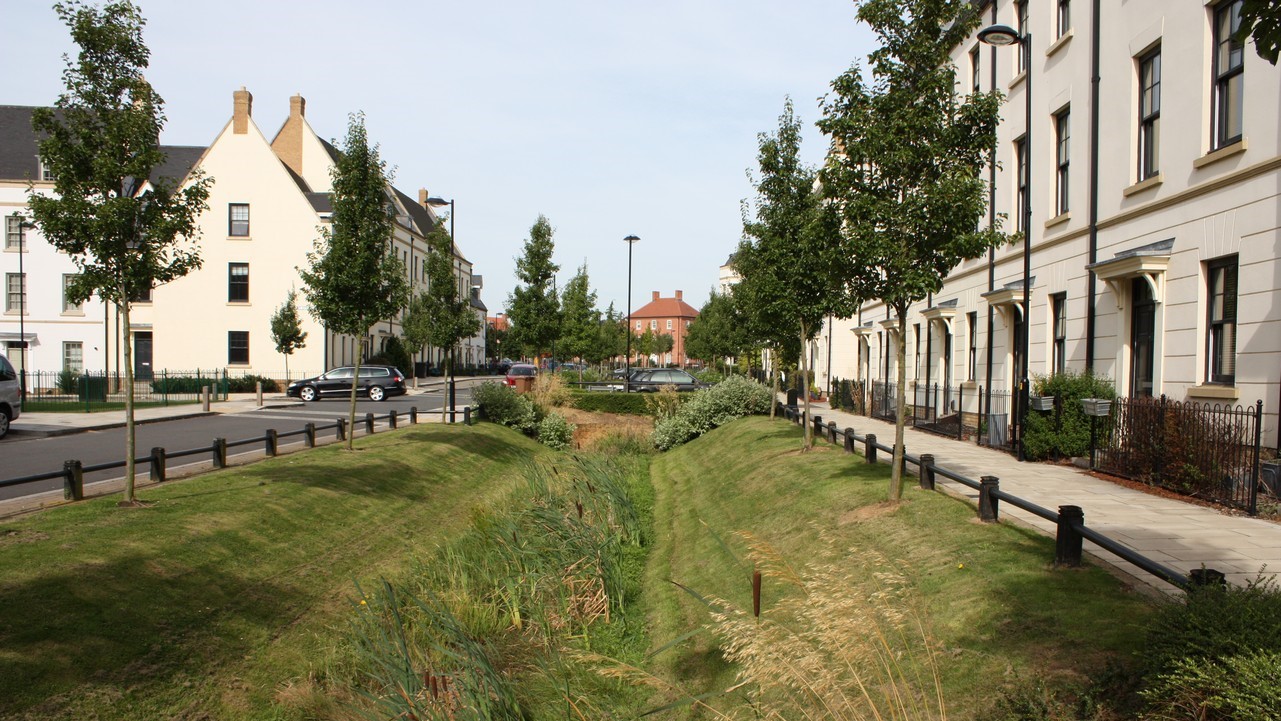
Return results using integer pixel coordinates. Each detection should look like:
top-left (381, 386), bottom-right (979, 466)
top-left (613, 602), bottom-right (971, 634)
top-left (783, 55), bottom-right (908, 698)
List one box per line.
top-left (1023, 371), bottom-right (1116, 461)
top-left (1237, 0), bottom-right (1281, 65)
top-left (597, 303), bottom-right (628, 363)
top-left (505, 215), bottom-right (561, 358)
top-left (537, 412), bottom-right (577, 450)
top-left (1142, 575), bottom-right (1281, 679)
top-left (402, 225), bottom-right (480, 374)
top-left (226, 375), bottom-right (279, 393)
top-left (269, 289), bottom-right (307, 380)
top-left (684, 290), bottom-right (749, 366)
top-left (652, 375), bottom-right (772, 450)
top-left (568, 391), bottom-right (654, 416)
top-left (472, 381), bottom-right (538, 433)
top-left (57, 369), bottom-right (80, 394)
top-left (369, 336), bottom-right (412, 377)
top-left (1141, 650), bottom-right (1281, 721)
top-left (692, 368), bottom-right (724, 385)
top-left (557, 263), bottom-right (602, 364)
top-left (150, 374), bottom-right (222, 393)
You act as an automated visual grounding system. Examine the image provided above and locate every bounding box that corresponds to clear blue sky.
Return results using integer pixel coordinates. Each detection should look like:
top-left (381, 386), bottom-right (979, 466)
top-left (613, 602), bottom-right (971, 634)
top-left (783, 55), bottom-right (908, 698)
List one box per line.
top-left (3, 0), bottom-right (876, 315)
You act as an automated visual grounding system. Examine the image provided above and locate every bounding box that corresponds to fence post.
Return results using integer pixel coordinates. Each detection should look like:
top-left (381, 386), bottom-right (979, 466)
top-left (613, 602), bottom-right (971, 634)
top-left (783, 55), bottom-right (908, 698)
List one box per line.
top-left (1250, 399), bottom-right (1263, 515)
top-left (410, 406), bottom-right (418, 425)
top-left (365, 412), bottom-right (375, 435)
top-left (201, 385), bottom-right (210, 412)
top-left (304, 422), bottom-right (316, 447)
top-left (150, 447), bottom-right (167, 483)
top-left (1055, 505), bottom-right (1084, 566)
top-left (1189, 569), bottom-right (1227, 587)
top-left (256, 381), bottom-right (263, 406)
top-left (389, 410), bottom-right (398, 429)
top-left (865, 434), bottom-right (878, 464)
top-left (919, 454), bottom-right (935, 490)
top-left (265, 428), bottom-right (278, 457)
top-left (464, 406), bottom-right (472, 425)
top-left (812, 414), bottom-right (824, 439)
top-left (212, 438), bottom-right (228, 468)
top-left (1155, 394), bottom-right (1168, 483)
top-left (63, 460), bottom-right (84, 501)
top-left (843, 428), bottom-right (856, 454)
top-left (336, 418), bottom-right (346, 441)
top-left (957, 384), bottom-right (964, 440)
top-left (900, 444), bottom-right (907, 478)
top-left (827, 421), bottom-right (837, 443)
top-left (979, 476), bottom-right (1000, 522)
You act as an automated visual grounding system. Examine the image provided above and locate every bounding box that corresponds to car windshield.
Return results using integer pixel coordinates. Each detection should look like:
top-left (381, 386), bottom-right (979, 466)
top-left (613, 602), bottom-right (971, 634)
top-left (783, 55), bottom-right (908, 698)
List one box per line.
top-left (511, 367), bottom-right (536, 376)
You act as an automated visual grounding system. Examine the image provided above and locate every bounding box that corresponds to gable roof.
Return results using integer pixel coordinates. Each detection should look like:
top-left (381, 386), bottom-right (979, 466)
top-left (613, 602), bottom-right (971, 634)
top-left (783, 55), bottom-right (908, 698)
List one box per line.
top-left (150, 145), bottom-right (206, 187)
top-left (0, 106), bottom-right (45, 181)
top-left (630, 296), bottom-right (700, 320)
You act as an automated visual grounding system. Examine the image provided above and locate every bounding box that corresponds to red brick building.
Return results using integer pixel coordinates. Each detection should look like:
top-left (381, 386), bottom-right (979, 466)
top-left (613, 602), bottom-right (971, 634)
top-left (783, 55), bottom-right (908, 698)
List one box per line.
top-left (628, 290), bottom-right (700, 366)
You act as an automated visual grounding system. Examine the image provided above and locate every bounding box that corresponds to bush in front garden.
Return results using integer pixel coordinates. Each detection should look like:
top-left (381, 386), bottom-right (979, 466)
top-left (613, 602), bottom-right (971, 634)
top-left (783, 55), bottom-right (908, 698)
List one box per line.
top-left (473, 381), bottom-right (539, 433)
top-left (568, 391), bottom-right (654, 416)
top-left (537, 412), bottom-right (577, 450)
top-left (226, 375), bottom-right (280, 393)
top-left (1023, 370), bottom-right (1116, 461)
top-left (652, 375), bottom-right (772, 451)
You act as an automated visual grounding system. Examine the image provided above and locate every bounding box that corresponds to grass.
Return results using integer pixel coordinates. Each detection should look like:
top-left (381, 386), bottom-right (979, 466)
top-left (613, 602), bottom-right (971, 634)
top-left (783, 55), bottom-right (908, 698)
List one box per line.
top-left (0, 422), bottom-right (546, 720)
top-left (643, 415), bottom-right (1155, 718)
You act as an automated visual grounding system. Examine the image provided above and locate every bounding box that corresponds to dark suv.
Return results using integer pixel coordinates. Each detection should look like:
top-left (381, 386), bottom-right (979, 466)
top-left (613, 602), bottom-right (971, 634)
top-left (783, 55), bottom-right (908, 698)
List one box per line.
top-left (627, 368), bottom-right (709, 393)
top-left (287, 365), bottom-right (407, 402)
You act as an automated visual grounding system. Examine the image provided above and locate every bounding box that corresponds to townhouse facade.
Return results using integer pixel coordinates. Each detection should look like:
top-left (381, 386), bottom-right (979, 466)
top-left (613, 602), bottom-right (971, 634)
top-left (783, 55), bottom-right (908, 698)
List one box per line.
top-left (0, 89), bottom-right (485, 383)
top-left (816, 0), bottom-right (1281, 451)
top-left (628, 290), bottom-right (700, 366)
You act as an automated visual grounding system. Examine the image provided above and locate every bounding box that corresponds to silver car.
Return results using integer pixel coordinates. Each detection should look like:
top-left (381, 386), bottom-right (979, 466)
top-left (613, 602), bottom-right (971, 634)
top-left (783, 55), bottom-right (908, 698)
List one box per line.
top-left (0, 352), bottom-right (21, 439)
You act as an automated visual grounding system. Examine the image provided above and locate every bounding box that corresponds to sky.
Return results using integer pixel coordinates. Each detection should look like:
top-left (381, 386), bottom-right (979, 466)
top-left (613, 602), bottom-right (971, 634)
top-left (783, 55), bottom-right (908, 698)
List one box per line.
top-left (2, 0), bottom-right (877, 316)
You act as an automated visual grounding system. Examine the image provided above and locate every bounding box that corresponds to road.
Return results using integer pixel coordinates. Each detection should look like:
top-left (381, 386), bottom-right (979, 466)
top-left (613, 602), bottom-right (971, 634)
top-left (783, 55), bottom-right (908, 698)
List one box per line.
top-left (0, 387), bottom-right (475, 503)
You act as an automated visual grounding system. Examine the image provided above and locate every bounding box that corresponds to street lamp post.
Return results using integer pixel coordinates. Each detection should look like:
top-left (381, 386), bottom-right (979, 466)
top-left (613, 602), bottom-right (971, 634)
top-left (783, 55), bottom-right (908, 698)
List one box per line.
top-left (623, 235), bottom-right (639, 393)
top-left (978, 23), bottom-right (1032, 462)
top-left (425, 196), bottom-right (458, 421)
top-left (8, 212), bottom-right (28, 397)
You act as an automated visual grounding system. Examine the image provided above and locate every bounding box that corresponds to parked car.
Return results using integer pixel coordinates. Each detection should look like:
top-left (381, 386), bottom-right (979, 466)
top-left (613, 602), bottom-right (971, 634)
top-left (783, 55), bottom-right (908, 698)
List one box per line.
top-left (627, 368), bottom-right (710, 393)
top-left (286, 365), bottom-right (407, 402)
top-left (556, 362), bottom-right (585, 373)
top-left (504, 363), bottom-right (538, 387)
top-left (0, 352), bottom-right (21, 439)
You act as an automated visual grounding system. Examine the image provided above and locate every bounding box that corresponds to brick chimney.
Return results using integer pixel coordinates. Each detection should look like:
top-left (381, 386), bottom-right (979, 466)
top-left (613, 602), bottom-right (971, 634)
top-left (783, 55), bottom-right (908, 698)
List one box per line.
top-left (675, 290), bottom-right (683, 301)
top-left (233, 87), bottom-right (253, 134)
top-left (419, 189), bottom-right (430, 209)
top-left (652, 291), bottom-right (660, 301)
top-left (272, 93), bottom-right (307, 177)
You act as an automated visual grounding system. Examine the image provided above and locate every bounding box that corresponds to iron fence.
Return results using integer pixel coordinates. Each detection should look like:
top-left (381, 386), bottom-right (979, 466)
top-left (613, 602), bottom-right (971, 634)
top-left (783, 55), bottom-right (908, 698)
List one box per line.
top-left (1095, 395), bottom-right (1264, 513)
top-left (19, 369), bottom-right (239, 411)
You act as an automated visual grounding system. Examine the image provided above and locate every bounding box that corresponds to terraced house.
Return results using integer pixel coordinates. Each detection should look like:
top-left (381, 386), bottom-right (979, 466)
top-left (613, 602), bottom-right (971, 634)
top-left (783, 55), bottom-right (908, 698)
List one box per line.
top-left (0, 89), bottom-right (485, 383)
top-left (816, 0), bottom-right (1281, 453)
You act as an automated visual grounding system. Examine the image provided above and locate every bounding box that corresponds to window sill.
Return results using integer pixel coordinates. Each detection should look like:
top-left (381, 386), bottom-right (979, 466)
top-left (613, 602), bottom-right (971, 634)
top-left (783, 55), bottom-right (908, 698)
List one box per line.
top-left (1188, 384), bottom-right (1238, 400)
top-left (1193, 139), bottom-right (1247, 169)
top-left (227, 302), bottom-right (251, 306)
top-left (4, 311), bottom-right (29, 316)
top-left (961, 380), bottom-right (979, 390)
top-left (1008, 71), bottom-right (1027, 90)
top-left (1045, 211), bottom-right (1071, 230)
top-left (227, 236), bottom-right (253, 241)
top-left (1046, 29), bottom-right (1073, 58)
top-left (1123, 173), bottom-right (1164, 197)
top-left (61, 311), bottom-right (86, 317)
top-left (3, 247), bottom-right (28, 253)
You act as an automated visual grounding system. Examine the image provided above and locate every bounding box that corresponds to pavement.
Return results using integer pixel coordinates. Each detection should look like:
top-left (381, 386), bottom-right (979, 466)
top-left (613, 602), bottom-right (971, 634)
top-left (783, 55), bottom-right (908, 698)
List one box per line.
top-left (792, 400), bottom-right (1281, 593)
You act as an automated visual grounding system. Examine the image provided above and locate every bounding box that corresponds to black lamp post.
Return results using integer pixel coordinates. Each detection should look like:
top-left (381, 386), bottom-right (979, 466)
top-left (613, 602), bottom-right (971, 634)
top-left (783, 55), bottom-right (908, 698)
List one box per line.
top-left (8, 212), bottom-right (28, 397)
top-left (623, 235), bottom-right (639, 392)
top-left (978, 22), bottom-right (1032, 462)
top-left (425, 195), bottom-right (458, 420)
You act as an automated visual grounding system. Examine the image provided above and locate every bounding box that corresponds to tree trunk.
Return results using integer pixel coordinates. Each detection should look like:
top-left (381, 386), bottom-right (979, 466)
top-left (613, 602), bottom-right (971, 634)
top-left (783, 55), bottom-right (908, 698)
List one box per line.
top-left (284, 354), bottom-right (290, 386)
top-left (769, 353), bottom-right (779, 419)
top-left (800, 324), bottom-right (812, 451)
top-left (121, 293), bottom-right (137, 504)
top-left (347, 334), bottom-right (363, 451)
top-left (890, 306), bottom-right (908, 501)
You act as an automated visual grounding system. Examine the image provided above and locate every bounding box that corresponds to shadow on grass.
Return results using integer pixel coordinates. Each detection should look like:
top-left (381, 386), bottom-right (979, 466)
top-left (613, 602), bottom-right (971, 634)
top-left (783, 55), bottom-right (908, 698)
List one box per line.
top-left (0, 551), bottom-right (306, 716)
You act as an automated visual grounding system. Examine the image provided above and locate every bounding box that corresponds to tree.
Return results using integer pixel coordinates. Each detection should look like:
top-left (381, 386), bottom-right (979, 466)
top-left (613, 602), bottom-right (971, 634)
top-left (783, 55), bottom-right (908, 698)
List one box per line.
top-left (653, 332), bottom-right (675, 365)
top-left (818, 0), bottom-right (1005, 499)
top-left (684, 290), bottom-right (749, 371)
top-left (485, 323), bottom-right (508, 363)
top-left (29, 0), bottom-right (212, 505)
top-left (736, 98), bottom-right (849, 450)
top-left (402, 224), bottom-right (480, 406)
top-left (299, 113), bottom-right (409, 450)
top-left (636, 328), bottom-right (656, 366)
top-left (270, 289), bottom-right (307, 382)
top-left (597, 303), bottom-right (628, 367)
top-left (557, 263), bottom-right (600, 374)
top-left (506, 216), bottom-right (560, 359)
top-left (1238, 0), bottom-right (1281, 64)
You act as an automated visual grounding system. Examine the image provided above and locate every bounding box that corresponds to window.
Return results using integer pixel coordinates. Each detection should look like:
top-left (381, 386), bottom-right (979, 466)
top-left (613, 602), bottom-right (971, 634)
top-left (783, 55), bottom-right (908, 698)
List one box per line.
top-left (1057, 0), bottom-right (1070, 38)
top-left (1055, 109), bottom-right (1071, 215)
top-left (650, 320), bottom-right (657, 330)
top-left (913, 323), bottom-right (921, 378)
top-left (1207, 256), bottom-right (1237, 384)
top-left (228, 331), bottom-right (249, 365)
top-left (967, 311), bottom-right (978, 381)
top-left (666, 319), bottom-right (673, 330)
top-left (130, 282), bottom-right (152, 303)
top-left (1015, 137), bottom-right (1028, 233)
top-left (38, 156), bottom-right (55, 182)
top-left (970, 46), bottom-right (981, 94)
top-left (1138, 47), bottom-right (1161, 180)
top-left (5, 215), bottom-right (24, 250)
top-left (635, 321), bottom-right (641, 331)
top-left (1051, 293), bottom-right (1067, 375)
top-left (1015, 0), bottom-right (1028, 73)
top-left (228, 203), bottom-right (250, 237)
top-left (228, 263), bottom-right (249, 302)
top-left (63, 342), bottom-right (83, 373)
top-left (1212, 0), bottom-right (1244, 149)
top-left (5, 273), bottom-right (25, 313)
top-left (63, 274), bottom-right (84, 313)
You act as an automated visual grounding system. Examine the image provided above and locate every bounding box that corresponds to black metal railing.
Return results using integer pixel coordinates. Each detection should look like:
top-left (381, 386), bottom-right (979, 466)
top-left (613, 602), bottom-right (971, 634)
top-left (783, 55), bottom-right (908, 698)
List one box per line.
top-left (778, 404), bottom-right (1203, 591)
top-left (1096, 395), bottom-right (1264, 514)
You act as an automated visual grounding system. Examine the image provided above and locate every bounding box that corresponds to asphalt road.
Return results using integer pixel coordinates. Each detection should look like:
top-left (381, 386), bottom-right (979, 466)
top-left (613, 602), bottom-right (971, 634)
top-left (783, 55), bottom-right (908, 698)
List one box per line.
top-left (0, 387), bottom-right (473, 503)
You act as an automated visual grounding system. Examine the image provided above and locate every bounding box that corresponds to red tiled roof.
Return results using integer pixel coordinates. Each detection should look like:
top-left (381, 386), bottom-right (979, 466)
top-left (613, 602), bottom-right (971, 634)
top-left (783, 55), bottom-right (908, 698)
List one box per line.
top-left (630, 297), bottom-right (699, 320)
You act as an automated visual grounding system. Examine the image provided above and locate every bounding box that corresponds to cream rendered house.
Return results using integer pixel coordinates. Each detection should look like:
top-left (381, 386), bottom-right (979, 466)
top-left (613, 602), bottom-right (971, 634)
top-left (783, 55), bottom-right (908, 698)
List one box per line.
top-left (818, 0), bottom-right (1280, 451)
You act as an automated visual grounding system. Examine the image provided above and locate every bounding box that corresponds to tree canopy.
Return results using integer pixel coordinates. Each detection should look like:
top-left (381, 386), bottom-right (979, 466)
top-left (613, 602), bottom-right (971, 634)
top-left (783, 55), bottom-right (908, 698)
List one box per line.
top-left (270, 289), bottom-right (307, 380)
top-left (557, 263), bottom-right (601, 364)
top-left (506, 215), bottom-right (561, 358)
top-left (402, 224), bottom-right (480, 378)
top-left (684, 290), bottom-right (750, 371)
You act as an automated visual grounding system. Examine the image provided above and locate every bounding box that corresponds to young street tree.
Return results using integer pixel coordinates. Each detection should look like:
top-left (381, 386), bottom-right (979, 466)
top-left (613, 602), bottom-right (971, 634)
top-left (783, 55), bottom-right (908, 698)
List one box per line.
top-left (270, 289), bottom-right (307, 382)
top-left (819, 0), bottom-right (1006, 499)
top-left (684, 290), bottom-right (749, 373)
top-left (506, 215), bottom-right (560, 360)
top-left (29, 0), bottom-right (212, 505)
top-left (402, 224), bottom-right (480, 406)
top-left (557, 263), bottom-right (600, 374)
top-left (299, 113), bottom-right (409, 449)
top-left (736, 98), bottom-right (848, 449)
top-left (598, 303), bottom-right (628, 367)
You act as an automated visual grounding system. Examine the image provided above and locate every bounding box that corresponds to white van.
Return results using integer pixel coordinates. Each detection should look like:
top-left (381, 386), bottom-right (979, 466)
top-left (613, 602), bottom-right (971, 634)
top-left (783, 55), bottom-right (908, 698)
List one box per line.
top-left (0, 352), bottom-right (20, 439)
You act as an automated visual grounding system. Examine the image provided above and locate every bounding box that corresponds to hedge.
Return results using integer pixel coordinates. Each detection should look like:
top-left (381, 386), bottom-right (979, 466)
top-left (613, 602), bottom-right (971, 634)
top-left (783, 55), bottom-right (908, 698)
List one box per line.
top-left (568, 391), bottom-right (654, 416)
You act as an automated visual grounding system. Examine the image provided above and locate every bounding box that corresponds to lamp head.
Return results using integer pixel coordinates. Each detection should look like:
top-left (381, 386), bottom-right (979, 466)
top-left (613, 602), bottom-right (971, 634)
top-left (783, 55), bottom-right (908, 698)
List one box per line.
top-left (623, 234), bottom-right (640, 244)
top-left (425, 196), bottom-right (451, 208)
top-left (977, 24), bottom-right (1021, 46)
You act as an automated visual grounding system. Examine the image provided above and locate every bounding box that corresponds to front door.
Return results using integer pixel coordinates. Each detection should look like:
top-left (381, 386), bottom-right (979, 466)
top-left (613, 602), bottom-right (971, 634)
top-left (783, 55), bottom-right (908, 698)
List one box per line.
top-left (133, 332), bottom-right (153, 381)
top-left (1131, 278), bottom-right (1156, 397)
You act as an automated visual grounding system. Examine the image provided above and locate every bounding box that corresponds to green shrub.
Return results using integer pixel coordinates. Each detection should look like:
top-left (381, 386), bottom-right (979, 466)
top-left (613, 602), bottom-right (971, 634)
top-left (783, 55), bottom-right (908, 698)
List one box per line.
top-left (1142, 575), bottom-right (1281, 679)
top-left (56, 370), bottom-right (79, 394)
top-left (1023, 371), bottom-right (1116, 461)
top-left (369, 336), bottom-right (413, 377)
top-left (568, 391), bottom-right (653, 416)
top-left (473, 381), bottom-right (539, 432)
top-left (652, 375), bottom-right (772, 451)
top-left (1141, 651), bottom-right (1281, 721)
top-left (537, 412), bottom-right (576, 450)
top-left (839, 378), bottom-right (855, 412)
top-left (151, 375), bottom-right (221, 394)
top-left (226, 375), bottom-right (279, 393)
top-left (652, 414), bottom-right (697, 451)
top-left (693, 368), bottom-right (724, 385)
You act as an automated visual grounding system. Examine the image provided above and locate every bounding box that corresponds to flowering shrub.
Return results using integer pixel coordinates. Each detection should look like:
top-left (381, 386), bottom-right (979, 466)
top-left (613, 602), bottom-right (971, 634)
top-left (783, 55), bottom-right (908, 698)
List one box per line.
top-left (473, 381), bottom-right (539, 433)
top-left (652, 375), bottom-right (772, 451)
top-left (537, 413), bottom-right (577, 450)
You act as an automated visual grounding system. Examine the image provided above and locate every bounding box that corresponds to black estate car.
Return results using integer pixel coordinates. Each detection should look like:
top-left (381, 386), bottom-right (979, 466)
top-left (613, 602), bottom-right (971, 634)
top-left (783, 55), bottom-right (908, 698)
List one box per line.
top-left (287, 365), bottom-right (407, 402)
top-left (626, 368), bottom-right (709, 393)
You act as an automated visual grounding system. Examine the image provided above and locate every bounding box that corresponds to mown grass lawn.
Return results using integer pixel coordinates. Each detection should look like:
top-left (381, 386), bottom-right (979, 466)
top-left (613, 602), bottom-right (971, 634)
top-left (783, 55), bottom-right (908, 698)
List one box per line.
top-left (0, 423), bottom-right (545, 720)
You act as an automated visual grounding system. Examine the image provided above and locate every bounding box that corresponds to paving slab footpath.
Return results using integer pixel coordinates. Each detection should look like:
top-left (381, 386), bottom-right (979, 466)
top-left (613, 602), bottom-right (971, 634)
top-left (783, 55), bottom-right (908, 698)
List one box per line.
top-left (788, 400), bottom-right (1281, 593)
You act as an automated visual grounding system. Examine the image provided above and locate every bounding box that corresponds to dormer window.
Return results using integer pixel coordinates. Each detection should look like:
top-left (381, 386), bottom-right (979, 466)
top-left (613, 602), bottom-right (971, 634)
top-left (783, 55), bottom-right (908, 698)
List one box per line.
top-left (38, 156), bottom-right (55, 182)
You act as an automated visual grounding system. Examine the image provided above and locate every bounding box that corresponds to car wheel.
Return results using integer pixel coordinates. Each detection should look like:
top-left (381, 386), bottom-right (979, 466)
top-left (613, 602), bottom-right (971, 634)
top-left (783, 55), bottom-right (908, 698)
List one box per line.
top-left (299, 386), bottom-right (318, 402)
top-left (0, 411), bottom-right (9, 439)
top-left (368, 386), bottom-right (386, 402)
